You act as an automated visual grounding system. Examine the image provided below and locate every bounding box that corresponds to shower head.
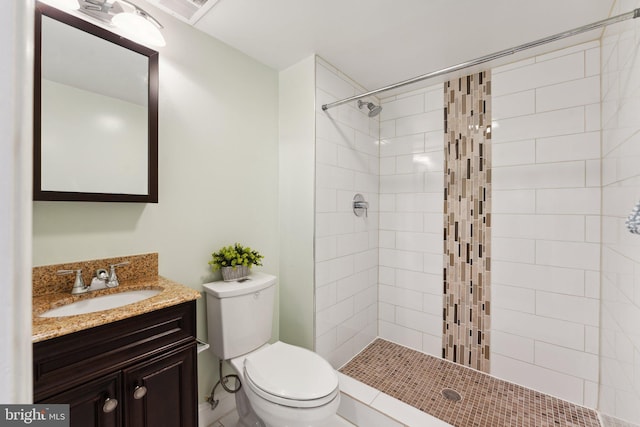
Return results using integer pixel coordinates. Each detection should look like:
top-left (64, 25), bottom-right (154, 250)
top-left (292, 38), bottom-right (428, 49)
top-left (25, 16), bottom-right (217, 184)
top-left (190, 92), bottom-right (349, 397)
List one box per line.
top-left (357, 100), bottom-right (383, 117)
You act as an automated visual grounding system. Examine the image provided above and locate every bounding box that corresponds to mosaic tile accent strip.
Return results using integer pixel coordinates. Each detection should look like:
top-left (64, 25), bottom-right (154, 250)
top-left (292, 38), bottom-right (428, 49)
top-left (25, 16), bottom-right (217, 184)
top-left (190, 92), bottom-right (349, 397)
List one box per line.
top-left (443, 71), bottom-right (492, 372)
top-left (340, 339), bottom-right (601, 427)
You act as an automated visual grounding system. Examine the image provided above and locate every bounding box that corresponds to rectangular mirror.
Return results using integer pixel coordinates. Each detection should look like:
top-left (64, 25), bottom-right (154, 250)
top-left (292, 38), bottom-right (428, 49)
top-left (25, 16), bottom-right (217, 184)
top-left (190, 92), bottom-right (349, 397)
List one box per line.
top-left (34, 2), bottom-right (159, 202)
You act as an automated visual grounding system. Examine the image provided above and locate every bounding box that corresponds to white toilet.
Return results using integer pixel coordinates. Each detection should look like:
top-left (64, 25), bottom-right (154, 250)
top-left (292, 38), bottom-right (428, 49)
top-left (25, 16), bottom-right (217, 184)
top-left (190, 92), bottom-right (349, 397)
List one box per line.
top-left (203, 272), bottom-right (340, 427)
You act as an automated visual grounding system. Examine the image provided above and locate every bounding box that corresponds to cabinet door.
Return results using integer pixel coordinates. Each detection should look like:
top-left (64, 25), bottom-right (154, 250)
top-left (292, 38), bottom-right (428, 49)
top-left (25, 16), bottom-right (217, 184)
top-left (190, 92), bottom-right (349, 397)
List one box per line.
top-left (40, 372), bottom-right (122, 427)
top-left (123, 344), bottom-right (197, 427)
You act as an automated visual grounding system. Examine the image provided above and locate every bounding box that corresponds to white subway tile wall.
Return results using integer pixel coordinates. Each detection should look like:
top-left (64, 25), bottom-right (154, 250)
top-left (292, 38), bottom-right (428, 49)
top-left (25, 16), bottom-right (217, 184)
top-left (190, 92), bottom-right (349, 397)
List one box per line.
top-left (599, 0), bottom-right (640, 424)
top-left (315, 10), bottom-right (640, 421)
top-left (378, 84), bottom-right (445, 356)
top-left (491, 41), bottom-right (601, 406)
top-left (315, 57), bottom-right (379, 368)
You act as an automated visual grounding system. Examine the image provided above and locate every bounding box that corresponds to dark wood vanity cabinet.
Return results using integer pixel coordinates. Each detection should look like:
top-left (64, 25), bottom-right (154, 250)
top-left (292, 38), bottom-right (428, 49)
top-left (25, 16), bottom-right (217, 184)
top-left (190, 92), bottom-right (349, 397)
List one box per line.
top-left (123, 345), bottom-right (196, 427)
top-left (45, 372), bottom-right (122, 427)
top-left (34, 301), bottom-right (198, 427)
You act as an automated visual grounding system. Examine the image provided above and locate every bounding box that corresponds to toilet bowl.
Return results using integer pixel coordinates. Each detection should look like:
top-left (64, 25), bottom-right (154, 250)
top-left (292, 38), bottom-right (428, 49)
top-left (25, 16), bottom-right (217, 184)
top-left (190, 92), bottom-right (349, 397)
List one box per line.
top-left (230, 341), bottom-right (340, 427)
top-left (203, 273), bottom-right (341, 427)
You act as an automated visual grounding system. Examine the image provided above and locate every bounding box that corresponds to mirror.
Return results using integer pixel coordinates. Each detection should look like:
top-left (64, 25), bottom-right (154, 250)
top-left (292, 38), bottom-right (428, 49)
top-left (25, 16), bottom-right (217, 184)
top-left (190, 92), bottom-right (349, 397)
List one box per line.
top-left (34, 2), bottom-right (159, 202)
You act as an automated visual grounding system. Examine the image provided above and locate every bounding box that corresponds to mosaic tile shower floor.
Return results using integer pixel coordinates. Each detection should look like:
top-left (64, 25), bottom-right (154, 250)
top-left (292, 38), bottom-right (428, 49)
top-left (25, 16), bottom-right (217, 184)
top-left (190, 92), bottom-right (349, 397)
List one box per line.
top-left (339, 339), bottom-right (601, 427)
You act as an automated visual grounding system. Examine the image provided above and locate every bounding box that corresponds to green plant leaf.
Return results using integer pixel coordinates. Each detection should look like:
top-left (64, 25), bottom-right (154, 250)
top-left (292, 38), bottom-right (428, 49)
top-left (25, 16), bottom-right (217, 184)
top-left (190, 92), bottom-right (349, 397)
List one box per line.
top-left (209, 243), bottom-right (264, 271)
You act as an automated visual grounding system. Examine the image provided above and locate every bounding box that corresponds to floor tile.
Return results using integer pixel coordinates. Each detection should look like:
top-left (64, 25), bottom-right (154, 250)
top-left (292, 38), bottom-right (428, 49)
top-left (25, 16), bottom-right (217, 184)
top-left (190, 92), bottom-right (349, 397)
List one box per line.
top-left (340, 339), bottom-right (601, 427)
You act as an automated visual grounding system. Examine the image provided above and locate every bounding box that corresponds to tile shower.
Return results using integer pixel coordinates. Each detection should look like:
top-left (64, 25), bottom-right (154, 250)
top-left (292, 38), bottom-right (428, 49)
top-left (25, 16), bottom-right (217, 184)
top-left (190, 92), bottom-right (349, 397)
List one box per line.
top-left (314, 1), bottom-right (640, 424)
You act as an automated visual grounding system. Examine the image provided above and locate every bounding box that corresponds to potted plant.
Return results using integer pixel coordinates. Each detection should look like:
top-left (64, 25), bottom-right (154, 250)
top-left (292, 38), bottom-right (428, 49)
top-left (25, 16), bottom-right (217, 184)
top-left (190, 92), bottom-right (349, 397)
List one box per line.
top-left (209, 243), bottom-right (263, 281)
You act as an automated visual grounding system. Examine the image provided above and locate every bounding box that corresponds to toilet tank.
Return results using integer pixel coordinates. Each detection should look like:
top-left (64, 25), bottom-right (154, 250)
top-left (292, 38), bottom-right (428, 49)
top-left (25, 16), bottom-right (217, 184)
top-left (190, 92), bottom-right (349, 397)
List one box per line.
top-left (202, 272), bottom-right (276, 360)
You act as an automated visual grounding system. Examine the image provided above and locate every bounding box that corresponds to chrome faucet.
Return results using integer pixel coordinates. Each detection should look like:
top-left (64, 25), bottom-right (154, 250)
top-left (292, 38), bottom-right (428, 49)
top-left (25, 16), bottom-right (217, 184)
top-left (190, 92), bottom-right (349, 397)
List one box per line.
top-left (107, 261), bottom-right (130, 287)
top-left (89, 261), bottom-right (131, 290)
top-left (90, 268), bottom-right (110, 289)
top-left (59, 261), bottom-right (131, 294)
top-left (57, 269), bottom-right (88, 295)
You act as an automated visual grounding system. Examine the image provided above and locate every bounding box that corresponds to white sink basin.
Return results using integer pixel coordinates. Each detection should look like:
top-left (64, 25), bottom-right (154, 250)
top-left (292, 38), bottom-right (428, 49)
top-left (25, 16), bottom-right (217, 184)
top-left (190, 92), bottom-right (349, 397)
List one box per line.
top-left (40, 289), bottom-right (161, 318)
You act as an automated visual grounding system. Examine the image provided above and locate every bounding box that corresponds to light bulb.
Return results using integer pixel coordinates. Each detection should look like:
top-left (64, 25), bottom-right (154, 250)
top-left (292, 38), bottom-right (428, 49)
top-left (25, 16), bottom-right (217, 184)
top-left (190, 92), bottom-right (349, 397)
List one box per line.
top-left (112, 12), bottom-right (166, 47)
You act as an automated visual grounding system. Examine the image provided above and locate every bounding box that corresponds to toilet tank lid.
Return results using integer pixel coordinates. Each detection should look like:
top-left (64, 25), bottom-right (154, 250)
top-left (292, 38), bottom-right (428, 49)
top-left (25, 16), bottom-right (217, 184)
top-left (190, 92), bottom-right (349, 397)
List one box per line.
top-left (202, 272), bottom-right (276, 298)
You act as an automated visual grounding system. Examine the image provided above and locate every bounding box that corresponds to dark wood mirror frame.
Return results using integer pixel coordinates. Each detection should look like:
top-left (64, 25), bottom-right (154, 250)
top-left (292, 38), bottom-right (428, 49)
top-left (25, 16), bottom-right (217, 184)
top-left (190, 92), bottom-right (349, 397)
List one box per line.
top-left (34, 2), bottom-right (159, 203)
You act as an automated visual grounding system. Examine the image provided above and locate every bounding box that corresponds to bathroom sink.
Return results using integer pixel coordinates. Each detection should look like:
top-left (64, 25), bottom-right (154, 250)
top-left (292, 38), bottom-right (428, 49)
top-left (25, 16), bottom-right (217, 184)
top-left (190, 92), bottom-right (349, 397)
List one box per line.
top-left (39, 289), bottom-right (161, 318)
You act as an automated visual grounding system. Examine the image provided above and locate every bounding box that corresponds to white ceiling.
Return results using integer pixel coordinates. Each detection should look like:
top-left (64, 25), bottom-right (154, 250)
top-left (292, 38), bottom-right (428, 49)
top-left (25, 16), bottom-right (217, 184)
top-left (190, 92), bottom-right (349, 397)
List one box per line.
top-left (191, 0), bottom-right (616, 96)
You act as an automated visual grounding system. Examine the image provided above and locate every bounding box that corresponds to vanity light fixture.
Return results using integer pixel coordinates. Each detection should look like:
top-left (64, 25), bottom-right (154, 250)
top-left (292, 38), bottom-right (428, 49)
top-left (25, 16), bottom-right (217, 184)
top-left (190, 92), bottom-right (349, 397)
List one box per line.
top-left (40, 0), bottom-right (80, 10)
top-left (75, 0), bottom-right (166, 47)
top-left (111, 1), bottom-right (166, 47)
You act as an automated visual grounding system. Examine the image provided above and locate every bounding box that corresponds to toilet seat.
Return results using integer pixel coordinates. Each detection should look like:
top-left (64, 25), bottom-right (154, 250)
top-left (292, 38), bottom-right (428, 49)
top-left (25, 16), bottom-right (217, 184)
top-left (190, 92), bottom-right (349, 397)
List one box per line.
top-left (243, 341), bottom-right (339, 408)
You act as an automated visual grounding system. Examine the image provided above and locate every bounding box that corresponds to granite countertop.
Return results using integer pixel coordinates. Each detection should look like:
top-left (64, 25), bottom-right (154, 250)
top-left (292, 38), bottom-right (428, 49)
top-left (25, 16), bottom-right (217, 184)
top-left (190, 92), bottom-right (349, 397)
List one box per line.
top-left (33, 275), bottom-right (200, 343)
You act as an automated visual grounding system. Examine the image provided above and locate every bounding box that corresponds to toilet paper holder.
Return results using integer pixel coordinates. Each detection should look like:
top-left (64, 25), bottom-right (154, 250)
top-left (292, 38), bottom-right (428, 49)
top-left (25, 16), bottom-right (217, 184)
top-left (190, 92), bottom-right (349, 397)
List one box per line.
top-left (196, 339), bottom-right (210, 354)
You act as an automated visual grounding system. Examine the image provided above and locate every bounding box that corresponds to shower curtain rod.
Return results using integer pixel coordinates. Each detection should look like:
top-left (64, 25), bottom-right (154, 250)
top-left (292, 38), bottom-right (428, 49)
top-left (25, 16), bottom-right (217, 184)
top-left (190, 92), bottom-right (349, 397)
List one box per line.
top-left (321, 8), bottom-right (640, 111)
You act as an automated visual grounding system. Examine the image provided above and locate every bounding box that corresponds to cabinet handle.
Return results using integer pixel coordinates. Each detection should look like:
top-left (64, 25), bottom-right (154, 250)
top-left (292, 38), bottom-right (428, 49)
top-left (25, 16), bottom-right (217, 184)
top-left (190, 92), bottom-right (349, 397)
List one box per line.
top-left (103, 397), bottom-right (118, 413)
top-left (133, 385), bottom-right (148, 400)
